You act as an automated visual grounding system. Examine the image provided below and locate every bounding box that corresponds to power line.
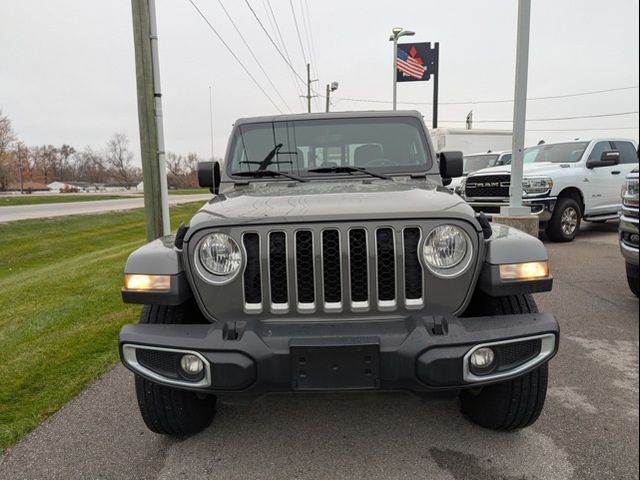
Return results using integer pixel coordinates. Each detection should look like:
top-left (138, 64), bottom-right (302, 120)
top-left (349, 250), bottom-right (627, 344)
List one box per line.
top-left (289, 0), bottom-right (308, 65)
top-left (262, 0), bottom-right (305, 108)
top-left (335, 85), bottom-right (640, 106)
top-left (526, 126), bottom-right (640, 132)
top-left (299, 0), bottom-right (321, 111)
top-left (245, 0), bottom-right (322, 98)
top-left (187, 0), bottom-right (283, 113)
top-left (215, 0), bottom-right (292, 112)
top-left (433, 111), bottom-right (639, 123)
top-left (244, 0), bottom-right (306, 86)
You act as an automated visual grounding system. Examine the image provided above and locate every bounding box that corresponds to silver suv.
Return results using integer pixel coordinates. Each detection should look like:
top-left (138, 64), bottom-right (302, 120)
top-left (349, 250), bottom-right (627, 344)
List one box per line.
top-left (118, 111), bottom-right (558, 436)
top-left (620, 167), bottom-right (639, 296)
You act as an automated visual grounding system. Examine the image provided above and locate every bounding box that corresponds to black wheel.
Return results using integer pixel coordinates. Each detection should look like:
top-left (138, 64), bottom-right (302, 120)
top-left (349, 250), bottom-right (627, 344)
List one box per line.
top-left (134, 303), bottom-right (217, 436)
top-left (546, 197), bottom-right (581, 242)
top-left (459, 292), bottom-right (549, 431)
top-left (627, 263), bottom-right (639, 297)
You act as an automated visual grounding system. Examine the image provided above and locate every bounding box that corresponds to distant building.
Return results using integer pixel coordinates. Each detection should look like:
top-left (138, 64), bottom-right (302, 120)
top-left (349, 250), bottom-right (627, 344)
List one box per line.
top-left (47, 181), bottom-right (97, 193)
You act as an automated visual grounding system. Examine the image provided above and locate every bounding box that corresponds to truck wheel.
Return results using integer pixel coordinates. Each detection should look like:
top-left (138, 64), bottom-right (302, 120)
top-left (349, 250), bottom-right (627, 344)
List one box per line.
top-left (134, 303), bottom-right (217, 436)
top-left (546, 197), bottom-right (581, 242)
top-left (459, 292), bottom-right (549, 431)
top-left (627, 263), bottom-right (639, 297)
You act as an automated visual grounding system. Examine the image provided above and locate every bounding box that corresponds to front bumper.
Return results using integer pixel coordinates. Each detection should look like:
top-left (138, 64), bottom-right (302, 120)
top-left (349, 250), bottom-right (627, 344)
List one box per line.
top-left (119, 312), bottom-right (559, 396)
top-left (465, 197), bottom-right (555, 223)
top-left (619, 208), bottom-right (639, 266)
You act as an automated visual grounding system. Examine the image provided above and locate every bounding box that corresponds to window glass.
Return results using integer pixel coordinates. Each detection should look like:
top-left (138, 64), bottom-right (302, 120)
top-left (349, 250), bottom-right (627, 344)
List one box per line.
top-left (523, 142), bottom-right (589, 163)
top-left (462, 154), bottom-right (499, 174)
top-left (588, 141), bottom-right (612, 161)
top-left (227, 117), bottom-right (432, 177)
top-left (611, 141), bottom-right (639, 164)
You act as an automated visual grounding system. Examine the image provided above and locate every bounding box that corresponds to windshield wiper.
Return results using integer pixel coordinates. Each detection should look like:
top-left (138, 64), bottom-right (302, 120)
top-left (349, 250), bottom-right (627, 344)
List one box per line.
top-left (307, 165), bottom-right (391, 180)
top-left (239, 143), bottom-right (291, 170)
top-left (231, 170), bottom-right (307, 182)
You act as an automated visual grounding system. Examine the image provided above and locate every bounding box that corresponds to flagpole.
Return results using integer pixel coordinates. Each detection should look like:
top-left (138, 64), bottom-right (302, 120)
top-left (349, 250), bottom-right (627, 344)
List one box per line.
top-left (389, 28), bottom-right (415, 111)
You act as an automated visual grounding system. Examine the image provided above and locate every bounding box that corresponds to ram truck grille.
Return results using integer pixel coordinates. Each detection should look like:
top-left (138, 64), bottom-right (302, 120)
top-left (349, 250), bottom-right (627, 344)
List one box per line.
top-left (465, 174), bottom-right (511, 198)
top-left (241, 226), bottom-right (425, 314)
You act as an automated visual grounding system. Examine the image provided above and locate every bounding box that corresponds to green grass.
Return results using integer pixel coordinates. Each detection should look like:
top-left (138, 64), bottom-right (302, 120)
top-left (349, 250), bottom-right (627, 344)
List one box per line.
top-left (0, 194), bottom-right (127, 207)
top-left (0, 203), bottom-right (203, 452)
top-left (168, 188), bottom-right (210, 195)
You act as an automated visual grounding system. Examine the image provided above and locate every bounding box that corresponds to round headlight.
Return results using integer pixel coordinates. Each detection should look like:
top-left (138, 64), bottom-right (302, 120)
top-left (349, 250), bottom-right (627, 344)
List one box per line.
top-left (423, 225), bottom-right (472, 277)
top-left (198, 233), bottom-right (242, 276)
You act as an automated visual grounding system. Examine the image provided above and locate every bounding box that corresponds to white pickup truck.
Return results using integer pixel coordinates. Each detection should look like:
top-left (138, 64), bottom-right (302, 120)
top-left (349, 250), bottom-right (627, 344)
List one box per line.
top-left (461, 139), bottom-right (639, 241)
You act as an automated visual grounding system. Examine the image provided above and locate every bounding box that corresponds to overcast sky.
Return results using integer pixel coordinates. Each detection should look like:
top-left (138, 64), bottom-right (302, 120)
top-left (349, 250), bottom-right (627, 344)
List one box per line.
top-left (1, 0), bottom-right (638, 163)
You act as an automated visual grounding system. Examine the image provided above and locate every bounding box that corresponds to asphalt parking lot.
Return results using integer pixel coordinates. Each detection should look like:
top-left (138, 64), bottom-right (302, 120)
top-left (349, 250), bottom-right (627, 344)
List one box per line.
top-left (1, 222), bottom-right (638, 480)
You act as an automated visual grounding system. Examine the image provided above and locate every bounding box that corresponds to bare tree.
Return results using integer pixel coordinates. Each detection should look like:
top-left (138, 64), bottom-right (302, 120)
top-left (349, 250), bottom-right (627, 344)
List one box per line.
top-left (0, 110), bottom-right (17, 190)
top-left (166, 151), bottom-right (200, 188)
top-left (104, 133), bottom-right (136, 188)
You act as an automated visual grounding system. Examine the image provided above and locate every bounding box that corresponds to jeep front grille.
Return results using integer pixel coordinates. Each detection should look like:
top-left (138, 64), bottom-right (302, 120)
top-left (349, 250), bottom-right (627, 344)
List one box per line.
top-left (465, 174), bottom-right (511, 198)
top-left (241, 226), bottom-right (425, 314)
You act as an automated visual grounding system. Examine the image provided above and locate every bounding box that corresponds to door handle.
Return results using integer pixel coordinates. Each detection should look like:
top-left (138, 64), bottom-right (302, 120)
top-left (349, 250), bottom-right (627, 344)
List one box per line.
top-left (611, 171), bottom-right (621, 175)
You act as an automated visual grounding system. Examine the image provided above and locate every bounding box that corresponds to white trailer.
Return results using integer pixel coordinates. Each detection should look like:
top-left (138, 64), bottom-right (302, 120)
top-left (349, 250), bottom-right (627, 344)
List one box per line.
top-left (430, 128), bottom-right (512, 155)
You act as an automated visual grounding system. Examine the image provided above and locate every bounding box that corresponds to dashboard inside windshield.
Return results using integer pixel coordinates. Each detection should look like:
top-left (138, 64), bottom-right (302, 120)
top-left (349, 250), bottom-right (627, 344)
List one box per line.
top-left (227, 117), bottom-right (432, 177)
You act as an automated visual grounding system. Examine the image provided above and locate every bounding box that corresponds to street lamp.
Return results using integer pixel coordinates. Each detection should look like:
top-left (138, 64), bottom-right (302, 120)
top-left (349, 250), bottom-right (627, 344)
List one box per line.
top-left (325, 81), bottom-right (339, 112)
top-left (389, 27), bottom-right (415, 110)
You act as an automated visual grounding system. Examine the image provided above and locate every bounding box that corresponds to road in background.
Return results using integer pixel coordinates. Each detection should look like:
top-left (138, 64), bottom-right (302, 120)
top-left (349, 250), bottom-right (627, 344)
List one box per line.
top-left (0, 223), bottom-right (637, 480)
top-left (0, 194), bottom-right (212, 222)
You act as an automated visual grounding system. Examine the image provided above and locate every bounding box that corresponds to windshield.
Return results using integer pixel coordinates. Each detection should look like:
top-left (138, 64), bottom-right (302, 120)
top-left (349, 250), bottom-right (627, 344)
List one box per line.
top-left (228, 117), bottom-right (432, 177)
top-left (523, 142), bottom-right (589, 164)
top-left (463, 154), bottom-right (499, 174)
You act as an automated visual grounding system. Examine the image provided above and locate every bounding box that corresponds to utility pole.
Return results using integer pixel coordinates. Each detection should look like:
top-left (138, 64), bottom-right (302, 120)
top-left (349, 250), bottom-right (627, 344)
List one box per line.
top-left (17, 144), bottom-right (23, 194)
top-left (325, 82), bottom-right (339, 113)
top-left (389, 28), bottom-right (415, 110)
top-left (209, 85), bottom-right (214, 160)
top-left (131, 0), bottom-right (170, 240)
top-left (325, 84), bottom-right (330, 113)
top-left (306, 64), bottom-right (312, 113)
top-left (502, 0), bottom-right (531, 217)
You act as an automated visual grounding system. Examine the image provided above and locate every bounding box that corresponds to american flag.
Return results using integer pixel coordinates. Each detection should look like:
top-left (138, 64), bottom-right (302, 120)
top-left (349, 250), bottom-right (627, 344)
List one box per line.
top-left (396, 48), bottom-right (425, 80)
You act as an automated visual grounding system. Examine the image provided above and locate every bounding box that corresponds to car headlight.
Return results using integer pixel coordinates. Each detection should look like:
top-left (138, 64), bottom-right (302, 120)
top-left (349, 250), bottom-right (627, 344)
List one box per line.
top-left (198, 233), bottom-right (242, 277)
top-left (522, 177), bottom-right (553, 196)
top-left (423, 225), bottom-right (473, 278)
top-left (622, 179), bottom-right (639, 207)
top-left (455, 178), bottom-right (467, 196)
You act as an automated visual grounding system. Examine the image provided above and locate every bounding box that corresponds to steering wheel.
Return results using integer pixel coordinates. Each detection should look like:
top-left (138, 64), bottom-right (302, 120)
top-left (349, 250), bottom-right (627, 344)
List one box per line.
top-left (366, 158), bottom-right (397, 167)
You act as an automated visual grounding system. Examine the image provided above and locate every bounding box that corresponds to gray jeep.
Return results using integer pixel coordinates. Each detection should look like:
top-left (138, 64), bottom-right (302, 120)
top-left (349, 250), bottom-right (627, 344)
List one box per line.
top-left (119, 111), bottom-right (559, 435)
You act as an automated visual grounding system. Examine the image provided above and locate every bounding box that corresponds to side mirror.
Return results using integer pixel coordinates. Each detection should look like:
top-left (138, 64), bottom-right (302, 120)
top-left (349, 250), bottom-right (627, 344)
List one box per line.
top-left (439, 151), bottom-right (464, 179)
top-left (587, 151), bottom-right (620, 169)
top-left (197, 161), bottom-right (221, 194)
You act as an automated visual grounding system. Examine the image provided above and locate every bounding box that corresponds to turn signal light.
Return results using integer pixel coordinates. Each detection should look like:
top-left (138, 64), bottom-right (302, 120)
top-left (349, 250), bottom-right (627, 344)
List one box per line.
top-left (124, 274), bottom-right (171, 291)
top-left (499, 261), bottom-right (549, 281)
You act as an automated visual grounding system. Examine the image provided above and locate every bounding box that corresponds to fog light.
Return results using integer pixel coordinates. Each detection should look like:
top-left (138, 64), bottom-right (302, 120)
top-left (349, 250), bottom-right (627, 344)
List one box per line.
top-left (470, 347), bottom-right (495, 369)
top-left (180, 354), bottom-right (204, 375)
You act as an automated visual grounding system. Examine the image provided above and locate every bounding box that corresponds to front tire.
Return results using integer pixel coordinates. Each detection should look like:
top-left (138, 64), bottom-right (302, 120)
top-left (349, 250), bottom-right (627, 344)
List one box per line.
top-left (134, 303), bottom-right (217, 436)
top-left (546, 197), bottom-right (581, 242)
top-left (459, 292), bottom-right (549, 431)
top-left (627, 263), bottom-right (639, 297)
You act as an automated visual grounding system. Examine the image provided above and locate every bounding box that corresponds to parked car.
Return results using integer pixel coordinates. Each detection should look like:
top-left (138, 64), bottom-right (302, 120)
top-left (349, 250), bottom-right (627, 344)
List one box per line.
top-left (118, 111), bottom-right (558, 436)
top-left (450, 151), bottom-right (512, 194)
top-left (462, 139), bottom-right (639, 241)
top-left (620, 167), bottom-right (639, 297)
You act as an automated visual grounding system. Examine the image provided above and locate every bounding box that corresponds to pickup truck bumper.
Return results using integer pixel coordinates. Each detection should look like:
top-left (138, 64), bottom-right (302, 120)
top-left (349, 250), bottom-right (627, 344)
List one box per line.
top-left (465, 197), bottom-right (555, 224)
top-left (620, 207), bottom-right (639, 267)
top-left (119, 313), bottom-right (559, 397)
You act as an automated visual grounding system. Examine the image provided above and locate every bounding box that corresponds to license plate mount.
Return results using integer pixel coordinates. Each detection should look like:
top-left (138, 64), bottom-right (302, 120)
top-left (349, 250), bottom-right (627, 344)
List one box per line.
top-left (290, 344), bottom-right (380, 390)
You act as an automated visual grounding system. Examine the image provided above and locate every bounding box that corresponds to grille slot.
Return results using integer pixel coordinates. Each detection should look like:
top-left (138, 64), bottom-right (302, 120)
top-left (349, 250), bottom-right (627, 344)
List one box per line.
top-left (241, 224), bottom-right (444, 314)
top-left (295, 231), bottom-right (315, 305)
top-left (465, 174), bottom-right (511, 198)
top-left (376, 228), bottom-right (396, 304)
top-left (403, 228), bottom-right (423, 303)
top-left (349, 229), bottom-right (369, 305)
top-left (243, 233), bottom-right (261, 306)
top-left (269, 232), bottom-right (288, 306)
top-left (322, 229), bottom-right (342, 305)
